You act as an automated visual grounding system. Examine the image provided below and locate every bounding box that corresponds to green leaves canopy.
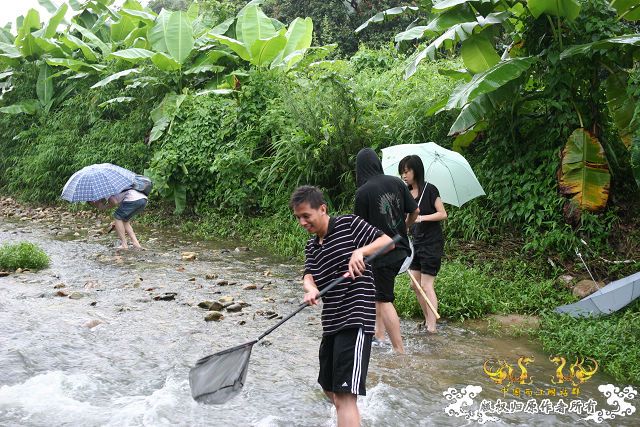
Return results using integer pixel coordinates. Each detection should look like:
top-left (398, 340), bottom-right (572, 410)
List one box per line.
top-left (526, 0), bottom-right (581, 20)
top-left (208, 5), bottom-right (313, 70)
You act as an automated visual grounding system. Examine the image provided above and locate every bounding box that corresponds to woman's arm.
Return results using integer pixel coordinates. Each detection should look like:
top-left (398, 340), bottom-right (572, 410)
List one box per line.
top-left (416, 197), bottom-right (447, 223)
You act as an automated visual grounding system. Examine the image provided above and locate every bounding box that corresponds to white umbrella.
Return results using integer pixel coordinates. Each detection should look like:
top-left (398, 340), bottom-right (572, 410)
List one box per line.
top-left (381, 142), bottom-right (485, 207)
top-left (554, 271), bottom-right (640, 317)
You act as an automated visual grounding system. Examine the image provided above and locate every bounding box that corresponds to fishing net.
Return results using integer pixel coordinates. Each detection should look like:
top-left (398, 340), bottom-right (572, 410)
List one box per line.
top-left (188, 235), bottom-right (403, 405)
top-left (189, 340), bottom-right (256, 404)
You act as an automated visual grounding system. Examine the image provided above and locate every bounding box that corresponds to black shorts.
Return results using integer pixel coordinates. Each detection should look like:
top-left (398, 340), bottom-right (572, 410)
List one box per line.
top-left (409, 243), bottom-right (442, 276)
top-left (372, 259), bottom-right (404, 303)
top-left (318, 328), bottom-right (372, 396)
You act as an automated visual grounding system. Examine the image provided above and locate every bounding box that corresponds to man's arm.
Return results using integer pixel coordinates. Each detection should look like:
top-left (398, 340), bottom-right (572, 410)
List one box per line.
top-left (406, 207), bottom-right (419, 229)
top-left (402, 184), bottom-right (419, 228)
top-left (348, 233), bottom-right (394, 277)
top-left (302, 274), bottom-right (320, 305)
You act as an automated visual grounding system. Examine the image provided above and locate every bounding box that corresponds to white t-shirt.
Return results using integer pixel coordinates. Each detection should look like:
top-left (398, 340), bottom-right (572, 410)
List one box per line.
top-left (109, 189), bottom-right (147, 205)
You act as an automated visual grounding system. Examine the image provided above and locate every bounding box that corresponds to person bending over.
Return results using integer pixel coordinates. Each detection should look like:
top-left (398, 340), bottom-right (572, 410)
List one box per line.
top-left (90, 188), bottom-right (148, 250)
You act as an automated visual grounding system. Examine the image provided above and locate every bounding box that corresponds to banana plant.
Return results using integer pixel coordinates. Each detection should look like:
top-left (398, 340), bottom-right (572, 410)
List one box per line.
top-left (559, 128), bottom-right (611, 212)
top-left (206, 3), bottom-right (314, 71)
top-left (0, 62), bottom-right (75, 115)
top-left (358, 0), bottom-right (640, 211)
top-left (89, 6), bottom-right (236, 144)
top-left (559, 30), bottom-right (640, 189)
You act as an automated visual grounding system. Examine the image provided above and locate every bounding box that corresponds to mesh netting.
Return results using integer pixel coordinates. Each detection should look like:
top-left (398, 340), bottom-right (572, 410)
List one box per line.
top-left (189, 340), bottom-right (255, 404)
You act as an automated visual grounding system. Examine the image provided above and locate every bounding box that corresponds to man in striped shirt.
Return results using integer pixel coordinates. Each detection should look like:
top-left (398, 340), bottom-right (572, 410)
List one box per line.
top-left (290, 185), bottom-right (393, 427)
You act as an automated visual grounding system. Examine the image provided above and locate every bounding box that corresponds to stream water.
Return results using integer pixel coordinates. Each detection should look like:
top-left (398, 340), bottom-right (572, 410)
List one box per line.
top-left (0, 205), bottom-right (637, 426)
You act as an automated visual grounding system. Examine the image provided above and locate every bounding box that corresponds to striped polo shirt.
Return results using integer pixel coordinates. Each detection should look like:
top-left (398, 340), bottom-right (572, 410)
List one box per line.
top-left (304, 214), bottom-right (383, 336)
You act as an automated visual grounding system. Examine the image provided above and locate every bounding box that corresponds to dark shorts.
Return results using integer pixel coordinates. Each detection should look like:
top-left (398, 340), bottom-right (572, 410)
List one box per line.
top-left (113, 198), bottom-right (147, 222)
top-left (372, 259), bottom-right (404, 303)
top-left (318, 328), bottom-right (372, 396)
top-left (409, 243), bottom-right (442, 276)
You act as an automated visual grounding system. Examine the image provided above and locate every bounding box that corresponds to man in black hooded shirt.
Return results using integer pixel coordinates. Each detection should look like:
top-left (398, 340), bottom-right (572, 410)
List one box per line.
top-left (355, 148), bottom-right (419, 354)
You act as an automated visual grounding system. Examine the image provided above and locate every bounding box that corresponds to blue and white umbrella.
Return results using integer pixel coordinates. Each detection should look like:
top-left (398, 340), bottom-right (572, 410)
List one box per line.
top-left (61, 163), bottom-right (136, 202)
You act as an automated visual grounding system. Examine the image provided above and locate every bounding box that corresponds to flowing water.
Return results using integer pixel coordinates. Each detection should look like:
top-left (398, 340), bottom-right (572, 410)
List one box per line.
top-left (0, 207), bottom-right (638, 426)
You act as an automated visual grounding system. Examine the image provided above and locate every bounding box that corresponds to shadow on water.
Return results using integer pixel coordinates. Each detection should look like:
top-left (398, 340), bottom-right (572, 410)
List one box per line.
top-left (0, 214), bottom-right (638, 426)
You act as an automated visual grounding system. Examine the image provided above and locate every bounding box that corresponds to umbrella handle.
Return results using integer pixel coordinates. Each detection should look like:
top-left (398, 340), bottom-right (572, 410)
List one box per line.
top-left (407, 271), bottom-right (440, 319)
top-left (256, 235), bottom-right (402, 341)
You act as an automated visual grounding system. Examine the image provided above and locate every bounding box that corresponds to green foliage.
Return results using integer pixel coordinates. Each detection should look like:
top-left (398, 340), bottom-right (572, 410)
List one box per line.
top-left (0, 66), bottom-right (152, 201)
top-left (0, 242), bottom-right (50, 271)
top-left (538, 300), bottom-right (640, 385)
top-left (263, 0), bottom-right (418, 56)
top-left (393, 259), bottom-right (574, 320)
top-left (148, 0), bottom-right (193, 13)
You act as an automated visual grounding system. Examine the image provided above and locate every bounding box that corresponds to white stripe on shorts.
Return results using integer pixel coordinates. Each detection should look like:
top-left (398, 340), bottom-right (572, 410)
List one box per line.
top-left (351, 328), bottom-right (364, 394)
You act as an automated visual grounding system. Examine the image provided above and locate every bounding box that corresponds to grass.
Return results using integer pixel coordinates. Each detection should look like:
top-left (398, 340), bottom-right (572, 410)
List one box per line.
top-left (0, 241), bottom-right (50, 271)
top-left (393, 260), bottom-right (575, 321)
top-left (537, 300), bottom-right (640, 385)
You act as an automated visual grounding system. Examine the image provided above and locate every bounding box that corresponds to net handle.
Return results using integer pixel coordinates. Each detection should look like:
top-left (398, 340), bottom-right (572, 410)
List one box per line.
top-left (256, 234), bottom-right (401, 341)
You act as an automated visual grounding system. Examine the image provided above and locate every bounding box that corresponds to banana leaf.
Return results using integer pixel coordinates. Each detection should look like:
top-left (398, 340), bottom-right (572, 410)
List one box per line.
top-left (559, 128), bottom-right (610, 211)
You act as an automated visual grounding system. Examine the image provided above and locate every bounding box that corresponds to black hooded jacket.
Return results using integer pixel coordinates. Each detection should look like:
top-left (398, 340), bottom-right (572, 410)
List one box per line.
top-left (354, 148), bottom-right (418, 266)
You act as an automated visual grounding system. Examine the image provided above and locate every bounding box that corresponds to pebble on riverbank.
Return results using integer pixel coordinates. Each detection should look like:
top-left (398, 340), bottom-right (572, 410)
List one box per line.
top-left (205, 311), bottom-right (224, 321)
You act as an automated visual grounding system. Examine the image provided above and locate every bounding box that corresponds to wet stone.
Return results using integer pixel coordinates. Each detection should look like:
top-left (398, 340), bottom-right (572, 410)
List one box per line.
top-left (226, 303), bottom-right (243, 313)
top-left (53, 283), bottom-right (66, 289)
top-left (181, 252), bottom-right (197, 261)
top-left (572, 279), bottom-right (602, 298)
top-left (0, 271), bottom-right (10, 277)
top-left (219, 296), bottom-right (234, 304)
top-left (68, 292), bottom-right (85, 300)
top-left (234, 247), bottom-right (250, 252)
top-left (209, 301), bottom-right (224, 311)
top-left (204, 311), bottom-right (224, 322)
top-left (55, 290), bottom-right (69, 297)
top-left (242, 284), bottom-right (257, 290)
top-left (205, 274), bottom-right (218, 280)
top-left (153, 292), bottom-right (177, 301)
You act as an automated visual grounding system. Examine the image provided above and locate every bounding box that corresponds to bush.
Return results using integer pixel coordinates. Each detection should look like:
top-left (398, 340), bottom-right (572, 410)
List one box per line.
top-left (0, 67), bottom-right (153, 202)
top-left (0, 242), bottom-right (50, 271)
top-left (393, 260), bottom-right (574, 321)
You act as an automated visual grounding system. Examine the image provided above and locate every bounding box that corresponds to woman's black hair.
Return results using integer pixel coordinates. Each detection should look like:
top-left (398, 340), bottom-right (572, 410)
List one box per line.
top-left (398, 155), bottom-right (425, 195)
